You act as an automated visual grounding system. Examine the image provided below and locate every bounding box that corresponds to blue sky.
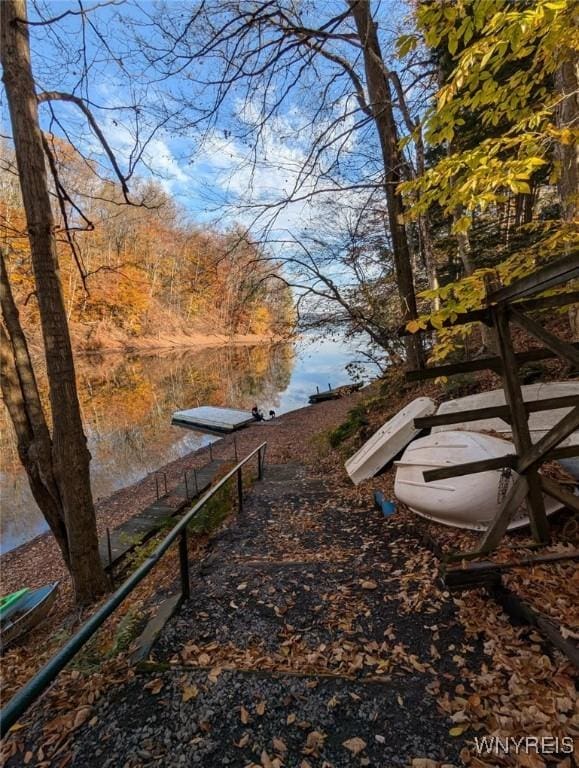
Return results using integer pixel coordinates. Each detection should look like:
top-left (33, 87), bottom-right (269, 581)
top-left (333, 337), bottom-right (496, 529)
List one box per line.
top-left (3, 0), bottom-right (412, 242)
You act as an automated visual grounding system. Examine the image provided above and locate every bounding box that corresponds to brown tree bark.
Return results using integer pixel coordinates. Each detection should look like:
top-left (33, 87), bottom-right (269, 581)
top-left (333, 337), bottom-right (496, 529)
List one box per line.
top-left (1, 0), bottom-right (107, 602)
top-left (556, 58), bottom-right (578, 223)
top-left (348, 0), bottom-right (424, 369)
top-left (0, 254), bottom-right (71, 566)
top-left (555, 54), bottom-right (578, 339)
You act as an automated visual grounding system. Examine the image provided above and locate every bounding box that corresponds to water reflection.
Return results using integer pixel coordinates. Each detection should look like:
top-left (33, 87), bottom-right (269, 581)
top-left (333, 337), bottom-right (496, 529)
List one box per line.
top-left (1, 338), bottom-right (363, 552)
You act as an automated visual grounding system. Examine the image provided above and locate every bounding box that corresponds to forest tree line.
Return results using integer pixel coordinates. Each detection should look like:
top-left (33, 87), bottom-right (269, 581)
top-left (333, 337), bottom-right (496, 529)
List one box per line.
top-left (1, 143), bottom-right (294, 351)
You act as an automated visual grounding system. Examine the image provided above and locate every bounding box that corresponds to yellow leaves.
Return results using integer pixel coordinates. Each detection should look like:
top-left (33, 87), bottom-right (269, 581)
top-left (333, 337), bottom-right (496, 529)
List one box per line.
top-left (181, 683), bottom-right (198, 702)
top-left (207, 667), bottom-right (222, 684)
top-left (342, 736), bottom-right (367, 755)
top-left (449, 723), bottom-right (469, 736)
top-left (406, 317), bottom-right (429, 334)
top-left (452, 215), bottom-right (472, 235)
top-left (303, 730), bottom-right (326, 755)
top-left (405, 0), bottom-right (572, 234)
top-left (7, 722), bottom-right (26, 733)
top-left (396, 34), bottom-right (418, 58)
top-left (143, 678), bottom-right (164, 695)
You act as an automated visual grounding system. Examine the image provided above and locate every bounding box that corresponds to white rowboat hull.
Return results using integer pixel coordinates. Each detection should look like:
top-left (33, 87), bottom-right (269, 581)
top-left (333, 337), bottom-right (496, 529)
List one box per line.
top-left (345, 397), bottom-right (436, 485)
top-left (433, 381), bottom-right (579, 479)
top-left (394, 431), bottom-right (562, 531)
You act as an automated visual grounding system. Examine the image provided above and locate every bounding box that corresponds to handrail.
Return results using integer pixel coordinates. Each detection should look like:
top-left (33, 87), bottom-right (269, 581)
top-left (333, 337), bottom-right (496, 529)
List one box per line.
top-left (0, 441), bottom-right (267, 738)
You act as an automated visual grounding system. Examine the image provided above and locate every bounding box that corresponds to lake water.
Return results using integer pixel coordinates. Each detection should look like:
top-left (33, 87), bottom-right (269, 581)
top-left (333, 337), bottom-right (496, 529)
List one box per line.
top-left (0, 337), bottom-right (368, 553)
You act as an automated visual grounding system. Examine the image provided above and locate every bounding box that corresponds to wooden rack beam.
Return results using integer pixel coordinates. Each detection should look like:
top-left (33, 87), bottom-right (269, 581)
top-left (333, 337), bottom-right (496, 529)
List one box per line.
top-left (485, 252), bottom-right (579, 304)
top-left (423, 455), bottom-right (516, 481)
top-left (423, 445), bottom-right (579, 483)
top-left (444, 550), bottom-right (579, 590)
top-left (517, 406), bottom-right (579, 473)
top-left (414, 394), bottom-right (579, 429)
top-left (398, 290), bottom-right (579, 337)
top-left (490, 582), bottom-right (579, 668)
top-left (478, 476), bottom-right (530, 552)
top-left (405, 343), bottom-right (579, 381)
top-left (510, 306), bottom-right (579, 370)
top-left (540, 476), bottom-right (579, 514)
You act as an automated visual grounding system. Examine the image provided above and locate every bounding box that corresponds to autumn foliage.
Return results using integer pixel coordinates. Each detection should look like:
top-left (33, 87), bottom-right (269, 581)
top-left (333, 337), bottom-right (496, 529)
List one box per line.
top-left (0, 140), bottom-right (293, 352)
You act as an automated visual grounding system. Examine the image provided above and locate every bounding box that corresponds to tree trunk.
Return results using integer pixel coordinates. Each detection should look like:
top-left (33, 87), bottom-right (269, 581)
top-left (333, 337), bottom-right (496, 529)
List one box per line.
top-left (555, 55), bottom-right (578, 338)
top-left (0, 255), bottom-right (71, 565)
top-left (556, 58), bottom-right (578, 223)
top-left (348, 0), bottom-right (423, 369)
top-left (1, 0), bottom-right (107, 603)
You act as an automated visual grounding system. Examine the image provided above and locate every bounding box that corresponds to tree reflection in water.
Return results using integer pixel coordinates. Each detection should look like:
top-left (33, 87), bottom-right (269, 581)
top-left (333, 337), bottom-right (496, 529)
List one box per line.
top-left (0, 343), bottom-right (294, 552)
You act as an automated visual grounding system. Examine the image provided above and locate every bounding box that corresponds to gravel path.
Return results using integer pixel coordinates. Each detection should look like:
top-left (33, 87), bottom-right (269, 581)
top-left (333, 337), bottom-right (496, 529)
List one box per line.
top-left (66, 463), bottom-right (482, 767)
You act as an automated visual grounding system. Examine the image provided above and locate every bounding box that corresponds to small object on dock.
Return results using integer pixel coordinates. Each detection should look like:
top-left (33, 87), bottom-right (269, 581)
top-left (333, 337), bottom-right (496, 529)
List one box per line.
top-left (0, 582), bottom-right (59, 649)
top-left (374, 492), bottom-right (396, 517)
top-left (308, 382), bottom-right (363, 404)
top-left (172, 406), bottom-right (254, 434)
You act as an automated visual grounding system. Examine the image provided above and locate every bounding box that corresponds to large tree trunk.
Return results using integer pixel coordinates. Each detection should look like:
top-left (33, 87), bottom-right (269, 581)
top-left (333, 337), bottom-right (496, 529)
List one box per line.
top-left (1, 0), bottom-right (107, 603)
top-left (348, 0), bottom-right (424, 369)
top-left (555, 55), bottom-right (578, 339)
top-left (0, 255), bottom-right (71, 565)
top-left (556, 58), bottom-right (578, 223)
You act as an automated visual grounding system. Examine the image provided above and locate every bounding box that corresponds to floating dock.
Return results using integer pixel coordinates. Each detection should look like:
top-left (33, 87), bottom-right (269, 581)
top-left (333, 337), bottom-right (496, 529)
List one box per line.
top-left (309, 382), bottom-right (363, 404)
top-left (171, 406), bottom-right (254, 434)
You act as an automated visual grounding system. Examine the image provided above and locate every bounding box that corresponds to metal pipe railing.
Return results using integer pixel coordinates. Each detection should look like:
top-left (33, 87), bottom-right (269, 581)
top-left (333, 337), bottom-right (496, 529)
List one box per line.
top-left (0, 441), bottom-right (267, 738)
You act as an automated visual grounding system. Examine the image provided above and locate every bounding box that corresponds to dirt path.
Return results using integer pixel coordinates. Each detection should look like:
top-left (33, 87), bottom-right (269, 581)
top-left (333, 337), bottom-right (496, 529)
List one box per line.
top-left (65, 462), bottom-right (481, 767)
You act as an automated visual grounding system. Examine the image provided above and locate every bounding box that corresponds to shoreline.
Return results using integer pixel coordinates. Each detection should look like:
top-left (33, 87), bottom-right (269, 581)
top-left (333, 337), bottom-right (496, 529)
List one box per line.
top-left (0, 393), bottom-right (363, 585)
top-left (75, 331), bottom-right (289, 355)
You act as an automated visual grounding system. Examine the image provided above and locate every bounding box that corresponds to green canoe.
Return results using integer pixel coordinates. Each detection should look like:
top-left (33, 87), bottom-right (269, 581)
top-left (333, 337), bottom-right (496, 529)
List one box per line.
top-left (0, 583), bottom-right (59, 649)
top-left (0, 589), bottom-right (30, 620)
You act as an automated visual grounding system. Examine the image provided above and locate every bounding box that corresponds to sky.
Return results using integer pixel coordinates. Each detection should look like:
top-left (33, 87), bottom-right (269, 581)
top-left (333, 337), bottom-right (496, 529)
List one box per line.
top-left (2, 0), bottom-right (413, 242)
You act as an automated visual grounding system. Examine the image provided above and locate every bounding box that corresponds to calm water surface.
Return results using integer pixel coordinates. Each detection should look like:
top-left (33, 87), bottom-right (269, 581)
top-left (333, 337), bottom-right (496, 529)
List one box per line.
top-left (1, 337), bottom-right (367, 553)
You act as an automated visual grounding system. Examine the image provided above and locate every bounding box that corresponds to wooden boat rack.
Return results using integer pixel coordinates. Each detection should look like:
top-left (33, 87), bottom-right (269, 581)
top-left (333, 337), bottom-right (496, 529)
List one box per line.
top-left (400, 252), bottom-right (579, 556)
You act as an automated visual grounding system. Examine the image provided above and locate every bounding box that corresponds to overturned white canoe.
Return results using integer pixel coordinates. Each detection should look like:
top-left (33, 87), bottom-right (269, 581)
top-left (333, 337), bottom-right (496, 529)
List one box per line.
top-left (345, 397), bottom-right (436, 485)
top-left (394, 430), bottom-right (562, 532)
top-left (433, 381), bottom-right (579, 480)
